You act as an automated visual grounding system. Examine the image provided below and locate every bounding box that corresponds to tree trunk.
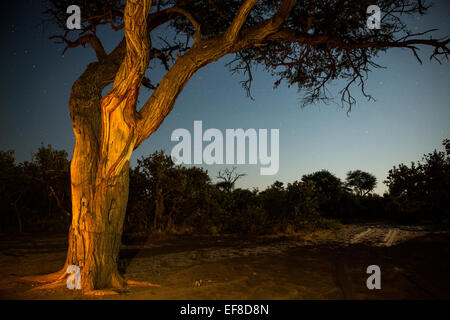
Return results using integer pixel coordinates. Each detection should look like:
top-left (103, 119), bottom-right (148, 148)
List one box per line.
top-left (64, 78), bottom-right (130, 289)
top-left (65, 58), bottom-right (144, 290)
top-left (61, 0), bottom-right (151, 291)
top-left (66, 156), bottom-right (130, 290)
top-left (153, 184), bottom-right (165, 231)
top-left (12, 194), bottom-right (23, 234)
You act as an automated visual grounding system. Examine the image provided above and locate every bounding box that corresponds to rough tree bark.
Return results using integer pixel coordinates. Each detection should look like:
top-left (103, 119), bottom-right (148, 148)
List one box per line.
top-left (65, 0), bottom-right (151, 290)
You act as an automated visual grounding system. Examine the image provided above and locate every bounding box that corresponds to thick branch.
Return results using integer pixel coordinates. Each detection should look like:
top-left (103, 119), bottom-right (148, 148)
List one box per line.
top-left (100, 0), bottom-right (152, 179)
top-left (224, 0), bottom-right (259, 44)
top-left (228, 0), bottom-right (297, 49)
top-left (135, 0), bottom-right (448, 148)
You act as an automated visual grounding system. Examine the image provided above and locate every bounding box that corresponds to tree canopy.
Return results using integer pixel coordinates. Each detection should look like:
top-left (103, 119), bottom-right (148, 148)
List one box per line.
top-left (385, 139), bottom-right (450, 220)
top-left (43, 0), bottom-right (449, 117)
top-left (345, 169), bottom-right (377, 196)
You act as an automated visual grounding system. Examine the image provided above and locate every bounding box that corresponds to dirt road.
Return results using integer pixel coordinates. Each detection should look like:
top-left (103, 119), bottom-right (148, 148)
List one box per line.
top-left (0, 224), bottom-right (449, 299)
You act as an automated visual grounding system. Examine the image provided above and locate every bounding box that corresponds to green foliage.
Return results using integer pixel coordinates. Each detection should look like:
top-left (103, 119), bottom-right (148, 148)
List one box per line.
top-left (0, 150), bottom-right (21, 231)
top-left (345, 170), bottom-right (377, 196)
top-left (0, 144), bottom-right (71, 232)
top-left (259, 181), bottom-right (288, 220)
top-left (302, 170), bottom-right (343, 195)
top-left (42, 1), bottom-right (447, 110)
top-left (125, 151), bottom-right (222, 234)
top-left (384, 139), bottom-right (450, 222)
top-left (301, 170), bottom-right (344, 218)
top-left (221, 188), bottom-right (267, 234)
top-left (286, 180), bottom-right (319, 224)
top-left (2, 139), bottom-right (449, 234)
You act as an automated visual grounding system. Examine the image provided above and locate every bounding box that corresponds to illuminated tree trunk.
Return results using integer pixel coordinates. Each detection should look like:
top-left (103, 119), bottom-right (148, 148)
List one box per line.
top-left (63, 0), bottom-right (151, 290)
top-left (65, 72), bottom-right (134, 289)
top-left (66, 141), bottom-right (131, 289)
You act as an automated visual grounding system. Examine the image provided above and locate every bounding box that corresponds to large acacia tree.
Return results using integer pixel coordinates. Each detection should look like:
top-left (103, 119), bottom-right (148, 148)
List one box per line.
top-left (37, 0), bottom-right (448, 292)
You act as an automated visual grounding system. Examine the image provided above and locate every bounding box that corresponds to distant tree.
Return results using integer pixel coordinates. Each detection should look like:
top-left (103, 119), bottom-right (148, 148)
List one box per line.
top-left (0, 145), bottom-right (71, 233)
top-left (346, 170), bottom-right (377, 196)
top-left (168, 166), bottom-right (215, 231)
top-left (286, 180), bottom-right (319, 223)
top-left (135, 151), bottom-right (180, 231)
top-left (0, 150), bottom-right (22, 232)
top-left (126, 165), bottom-right (152, 232)
top-left (302, 170), bottom-right (343, 195)
top-left (216, 167), bottom-right (246, 193)
top-left (444, 139), bottom-right (450, 155)
top-left (301, 170), bottom-right (344, 217)
top-left (21, 145), bottom-right (71, 230)
top-left (129, 151), bottom-right (217, 233)
top-left (226, 188), bottom-right (264, 233)
top-left (29, 144), bottom-right (71, 217)
top-left (0, 150), bottom-right (15, 169)
top-left (259, 181), bottom-right (288, 220)
top-left (385, 139), bottom-right (450, 220)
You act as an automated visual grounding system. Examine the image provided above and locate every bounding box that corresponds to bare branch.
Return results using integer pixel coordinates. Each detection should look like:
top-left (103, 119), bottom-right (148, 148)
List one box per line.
top-left (135, 0), bottom-right (449, 144)
top-left (216, 167), bottom-right (246, 192)
top-left (142, 77), bottom-right (158, 90)
top-left (50, 33), bottom-right (107, 60)
top-left (100, 0), bottom-right (152, 180)
top-left (87, 9), bottom-right (125, 32)
top-left (167, 7), bottom-right (202, 43)
top-left (266, 28), bottom-right (450, 59)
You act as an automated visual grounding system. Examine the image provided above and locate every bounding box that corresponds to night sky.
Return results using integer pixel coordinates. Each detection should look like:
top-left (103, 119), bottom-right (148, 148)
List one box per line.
top-left (1, 0), bottom-right (449, 194)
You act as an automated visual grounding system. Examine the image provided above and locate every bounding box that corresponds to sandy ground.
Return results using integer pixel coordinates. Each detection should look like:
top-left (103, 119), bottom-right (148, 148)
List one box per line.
top-left (0, 224), bottom-right (449, 299)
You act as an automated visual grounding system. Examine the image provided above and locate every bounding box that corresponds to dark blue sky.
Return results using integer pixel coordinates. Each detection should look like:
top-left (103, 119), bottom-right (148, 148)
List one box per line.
top-left (1, 0), bottom-right (449, 194)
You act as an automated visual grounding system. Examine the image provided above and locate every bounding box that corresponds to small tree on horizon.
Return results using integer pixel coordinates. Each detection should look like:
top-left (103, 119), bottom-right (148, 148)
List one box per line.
top-left (346, 170), bottom-right (377, 196)
top-left (216, 167), bottom-right (246, 193)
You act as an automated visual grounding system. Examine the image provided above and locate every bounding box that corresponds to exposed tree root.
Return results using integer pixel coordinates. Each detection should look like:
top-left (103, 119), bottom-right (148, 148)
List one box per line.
top-left (25, 279), bottom-right (120, 296)
top-left (20, 267), bottom-right (67, 284)
top-left (112, 270), bottom-right (161, 289)
top-left (21, 268), bottom-right (160, 297)
top-left (126, 280), bottom-right (161, 288)
top-left (26, 277), bottom-right (67, 293)
top-left (84, 289), bottom-right (119, 296)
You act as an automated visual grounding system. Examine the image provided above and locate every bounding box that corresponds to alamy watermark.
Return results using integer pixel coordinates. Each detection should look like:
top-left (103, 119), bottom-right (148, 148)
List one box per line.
top-left (366, 265), bottom-right (381, 290)
top-left (66, 4), bottom-right (381, 31)
top-left (66, 5), bottom-right (81, 30)
top-left (367, 5), bottom-right (381, 30)
top-left (170, 121), bottom-right (279, 175)
top-left (66, 265), bottom-right (81, 290)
